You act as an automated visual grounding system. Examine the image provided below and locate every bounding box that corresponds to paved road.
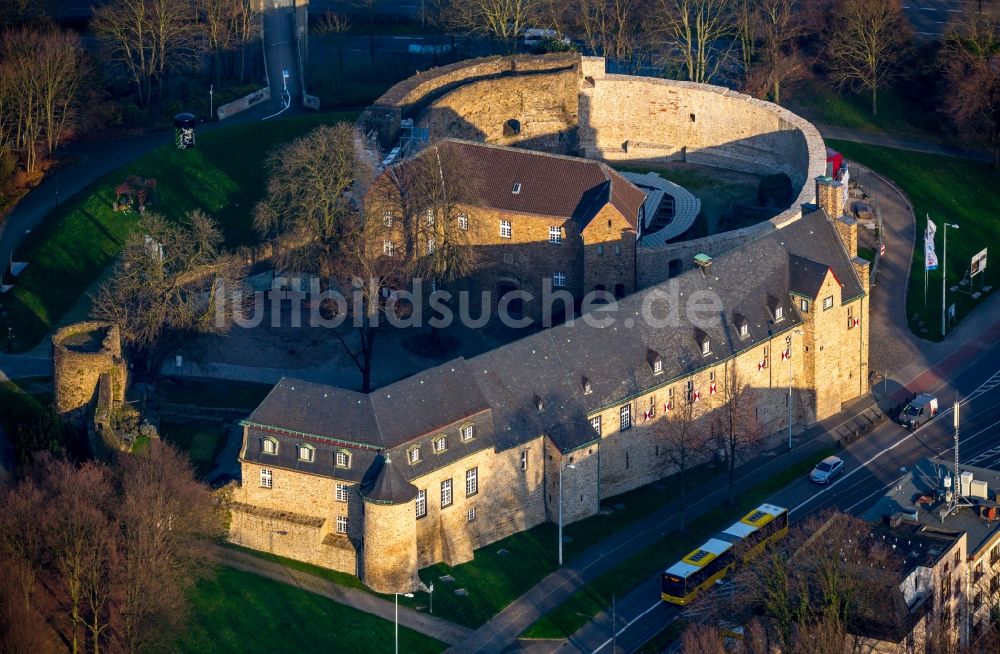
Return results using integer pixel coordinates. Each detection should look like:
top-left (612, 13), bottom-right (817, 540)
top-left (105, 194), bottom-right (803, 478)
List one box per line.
top-left (903, 0), bottom-right (984, 38)
top-left (818, 123), bottom-right (991, 163)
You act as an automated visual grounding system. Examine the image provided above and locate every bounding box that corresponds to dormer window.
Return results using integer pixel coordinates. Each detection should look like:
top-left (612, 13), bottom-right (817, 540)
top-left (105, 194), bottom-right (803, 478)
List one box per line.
top-left (512, 182), bottom-right (522, 194)
top-left (583, 377), bottom-right (593, 394)
top-left (261, 437), bottom-right (278, 455)
top-left (740, 323), bottom-right (749, 338)
top-left (775, 306), bottom-right (783, 322)
top-left (335, 450), bottom-right (351, 468)
top-left (408, 447), bottom-right (421, 464)
top-left (767, 296), bottom-right (783, 322)
top-left (461, 423), bottom-right (475, 441)
top-left (534, 395), bottom-right (544, 411)
top-left (434, 436), bottom-right (448, 453)
top-left (647, 349), bottom-right (663, 375)
top-left (701, 340), bottom-right (711, 356)
top-left (297, 444), bottom-right (314, 462)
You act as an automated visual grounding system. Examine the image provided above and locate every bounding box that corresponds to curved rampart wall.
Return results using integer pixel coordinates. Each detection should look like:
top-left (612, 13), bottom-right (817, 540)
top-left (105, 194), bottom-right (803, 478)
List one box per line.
top-left (420, 69), bottom-right (580, 154)
top-left (362, 53), bottom-right (580, 147)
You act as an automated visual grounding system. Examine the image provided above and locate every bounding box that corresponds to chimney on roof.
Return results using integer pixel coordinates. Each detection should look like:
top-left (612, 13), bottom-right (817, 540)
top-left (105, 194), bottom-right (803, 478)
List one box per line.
top-left (693, 253), bottom-right (712, 276)
top-left (816, 176), bottom-right (845, 219)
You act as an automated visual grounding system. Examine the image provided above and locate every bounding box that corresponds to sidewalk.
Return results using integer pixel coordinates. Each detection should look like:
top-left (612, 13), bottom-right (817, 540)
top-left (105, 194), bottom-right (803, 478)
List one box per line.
top-left (450, 394), bottom-right (880, 654)
top-left (211, 545), bottom-right (472, 647)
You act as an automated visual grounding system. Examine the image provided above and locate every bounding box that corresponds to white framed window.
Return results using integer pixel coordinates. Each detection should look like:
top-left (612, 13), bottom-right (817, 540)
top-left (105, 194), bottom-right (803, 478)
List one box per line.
top-left (775, 306), bottom-right (784, 321)
top-left (653, 359), bottom-right (663, 375)
top-left (457, 213), bottom-right (468, 230)
top-left (467, 507), bottom-right (477, 522)
top-left (668, 387), bottom-right (674, 399)
top-left (461, 423), bottom-right (475, 441)
top-left (591, 415), bottom-right (602, 435)
top-left (520, 449), bottom-right (528, 471)
top-left (701, 340), bottom-right (711, 356)
top-left (335, 483), bottom-right (349, 502)
top-left (426, 236), bottom-right (435, 254)
top-left (434, 436), bottom-right (448, 453)
top-left (409, 447), bottom-right (421, 464)
top-left (466, 467), bottom-right (478, 496)
top-left (261, 437), bottom-right (278, 455)
top-left (584, 379), bottom-right (593, 394)
top-left (740, 322), bottom-right (749, 338)
top-left (620, 404), bottom-right (631, 431)
top-left (336, 515), bottom-right (348, 534)
top-left (549, 226), bottom-right (562, 244)
top-left (500, 220), bottom-right (512, 239)
top-left (426, 208), bottom-right (435, 225)
top-left (686, 380), bottom-right (694, 403)
top-left (512, 182), bottom-right (521, 194)
top-left (801, 298), bottom-right (810, 313)
top-left (383, 239), bottom-right (394, 256)
top-left (416, 489), bottom-right (427, 518)
top-left (553, 272), bottom-right (566, 287)
top-left (383, 210), bottom-right (393, 227)
top-left (441, 479), bottom-right (453, 508)
top-left (259, 468), bottom-right (272, 488)
top-left (335, 451), bottom-right (350, 468)
top-left (297, 444), bottom-right (314, 462)
top-left (823, 295), bottom-right (834, 311)
top-left (709, 371), bottom-right (716, 383)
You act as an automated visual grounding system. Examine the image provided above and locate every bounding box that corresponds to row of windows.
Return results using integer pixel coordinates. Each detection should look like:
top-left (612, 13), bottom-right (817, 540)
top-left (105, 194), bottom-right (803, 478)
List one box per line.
top-left (260, 438), bottom-right (351, 468)
top-left (383, 210), bottom-right (469, 231)
top-left (415, 467), bottom-right (479, 518)
top-left (408, 424), bottom-right (476, 464)
top-left (592, 372), bottom-right (730, 436)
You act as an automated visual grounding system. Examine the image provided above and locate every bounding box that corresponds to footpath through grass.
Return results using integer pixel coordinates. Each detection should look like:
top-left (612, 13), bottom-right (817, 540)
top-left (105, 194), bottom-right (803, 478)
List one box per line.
top-left (827, 140), bottom-right (1000, 341)
top-left (521, 450), bottom-right (836, 639)
top-left (5, 112), bottom-right (358, 353)
top-left (180, 566), bottom-right (446, 654)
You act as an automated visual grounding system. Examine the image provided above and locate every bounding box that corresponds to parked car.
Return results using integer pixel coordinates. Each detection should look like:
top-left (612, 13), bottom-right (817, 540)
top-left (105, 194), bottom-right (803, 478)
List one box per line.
top-left (809, 455), bottom-right (844, 484)
top-left (522, 28), bottom-right (570, 46)
top-left (898, 393), bottom-right (938, 430)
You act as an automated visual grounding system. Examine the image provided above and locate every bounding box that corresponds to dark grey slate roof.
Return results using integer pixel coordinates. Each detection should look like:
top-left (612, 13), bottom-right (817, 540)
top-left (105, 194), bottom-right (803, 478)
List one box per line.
top-left (778, 208), bottom-right (865, 302)
top-left (247, 379), bottom-right (381, 447)
top-left (242, 425), bottom-right (378, 484)
top-left (788, 254), bottom-right (831, 298)
top-left (361, 454), bottom-right (418, 505)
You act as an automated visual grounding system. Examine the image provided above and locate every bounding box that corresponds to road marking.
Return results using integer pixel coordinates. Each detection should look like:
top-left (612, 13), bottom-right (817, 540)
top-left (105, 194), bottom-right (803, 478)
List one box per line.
top-left (791, 369), bottom-right (1000, 517)
top-left (591, 600), bottom-right (665, 653)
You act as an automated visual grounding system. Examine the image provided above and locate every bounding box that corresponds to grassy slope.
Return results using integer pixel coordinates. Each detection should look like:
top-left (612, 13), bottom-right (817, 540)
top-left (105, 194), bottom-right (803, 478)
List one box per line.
top-left (6, 112), bottom-right (357, 352)
top-left (181, 567), bottom-right (445, 654)
top-left (521, 451), bottom-right (835, 639)
top-left (827, 140), bottom-right (1000, 341)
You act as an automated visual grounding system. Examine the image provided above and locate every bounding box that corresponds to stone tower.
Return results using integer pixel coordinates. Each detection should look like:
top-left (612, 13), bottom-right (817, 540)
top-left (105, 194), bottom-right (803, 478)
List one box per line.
top-left (360, 454), bottom-right (420, 594)
top-left (52, 322), bottom-right (128, 425)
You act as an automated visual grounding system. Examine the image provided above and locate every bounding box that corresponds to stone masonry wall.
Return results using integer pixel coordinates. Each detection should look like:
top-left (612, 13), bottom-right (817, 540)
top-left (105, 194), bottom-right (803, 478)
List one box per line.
top-left (52, 322), bottom-right (127, 422)
top-left (420, 69), bottom-right (580, 154)
top-left (412, 437), bottom-right (547, 569)
top-left (363, 500), bottom-right (419, 593)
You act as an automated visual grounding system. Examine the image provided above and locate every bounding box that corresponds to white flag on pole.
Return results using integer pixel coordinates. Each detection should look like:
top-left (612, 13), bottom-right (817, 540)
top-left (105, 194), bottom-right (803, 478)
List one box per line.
top-left (925, 216), bottom-right (939, 270)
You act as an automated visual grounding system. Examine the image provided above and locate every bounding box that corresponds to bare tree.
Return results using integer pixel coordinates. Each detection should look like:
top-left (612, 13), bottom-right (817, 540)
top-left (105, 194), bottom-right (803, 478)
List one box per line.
top-left (564, 0), bottom-right (643, 62)
top-left (716, 363), bottom-right (762, 505)
top-left (199, 0), bottom-right (261, 84)
top-left (437, 0), bottom-right (547, 50)
top-left (93, 0), bottom-right (202, 107)
top-left (653, 0), bottom-right (736, 83)
top-left (91, 210), bottom-right (248, 376)
top-left (739, 0), bottom-right (806, 103)
top-left (941, 7), bottom-right (1000, 167)
top-left (313, 11), bottom-right (353, 80)
top-left (826, 0), bottom-right (910, 115)
top-left (655, 394), bottom-right (706, 531)
top-left (255, 123), bottom-right (362, 277)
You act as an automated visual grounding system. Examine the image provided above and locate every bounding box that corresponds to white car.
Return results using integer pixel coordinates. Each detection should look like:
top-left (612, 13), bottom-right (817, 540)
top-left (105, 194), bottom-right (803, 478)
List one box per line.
top-left (809, 455), bottom-right (844, 484)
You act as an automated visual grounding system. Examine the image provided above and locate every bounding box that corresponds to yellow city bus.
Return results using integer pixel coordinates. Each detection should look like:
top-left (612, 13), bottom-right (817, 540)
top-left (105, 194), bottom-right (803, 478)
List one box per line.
top-left (661, 503), bottom-right (789, 605)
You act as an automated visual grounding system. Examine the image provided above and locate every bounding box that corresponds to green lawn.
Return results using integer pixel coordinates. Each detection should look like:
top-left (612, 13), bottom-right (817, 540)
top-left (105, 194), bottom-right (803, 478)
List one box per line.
top-left (5, 111), bottom-right (358, 353)
top-left (180, 566), bottom-right (445, 654)
top-left (828, 140), bottom-right (1000, 341)
top-left (161, 376), bottom-right (274, 410)
top-left (521, 450), bottom-right (836, 639)
top-left (160, 419), bottom-right (229, 478)
top-left (785, 79), bottom-right (948, 144)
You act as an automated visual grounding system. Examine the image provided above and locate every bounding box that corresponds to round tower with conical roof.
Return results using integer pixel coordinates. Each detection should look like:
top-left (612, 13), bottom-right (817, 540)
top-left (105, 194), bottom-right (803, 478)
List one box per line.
top-left (360, 454), bottom-right (420, 593)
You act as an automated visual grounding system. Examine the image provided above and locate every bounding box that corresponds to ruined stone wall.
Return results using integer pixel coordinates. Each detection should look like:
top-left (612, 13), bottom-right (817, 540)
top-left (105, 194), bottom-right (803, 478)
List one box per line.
top-left (363, 53), bottom-right (580, 147)
top-left (52, 322), bottom-right (127, 423)
top-left (412, 437), bottom-right (546, 569)
top-left (420, 69), bottom-right (580, 154)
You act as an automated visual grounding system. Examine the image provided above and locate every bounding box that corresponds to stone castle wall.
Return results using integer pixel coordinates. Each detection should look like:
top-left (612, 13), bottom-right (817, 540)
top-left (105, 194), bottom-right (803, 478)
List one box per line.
top-left (363, 499), bottom-right (419, 593)
top-left (52, 322), bottom-right (127, 423)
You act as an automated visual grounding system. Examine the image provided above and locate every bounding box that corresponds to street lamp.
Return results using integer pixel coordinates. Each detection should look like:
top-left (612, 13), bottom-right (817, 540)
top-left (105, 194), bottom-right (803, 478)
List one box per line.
top-left (558, 463), bottom-right (576, 566)
top-left (786, 329), bottom-right (803, 450)
top-left (395, 592), bottom-right (414, 654)
top-left (942, 223), bottom-right (959, 337)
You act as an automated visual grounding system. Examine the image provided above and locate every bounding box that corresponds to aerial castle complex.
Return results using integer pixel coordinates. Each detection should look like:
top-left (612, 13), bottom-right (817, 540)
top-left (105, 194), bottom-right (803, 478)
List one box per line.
top-left (227, 54), bottom-right (868, 593)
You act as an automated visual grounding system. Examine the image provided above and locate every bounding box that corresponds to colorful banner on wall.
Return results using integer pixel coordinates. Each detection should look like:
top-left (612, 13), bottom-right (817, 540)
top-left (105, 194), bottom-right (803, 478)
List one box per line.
top-left (925, 217), bottom-right (939, 271)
